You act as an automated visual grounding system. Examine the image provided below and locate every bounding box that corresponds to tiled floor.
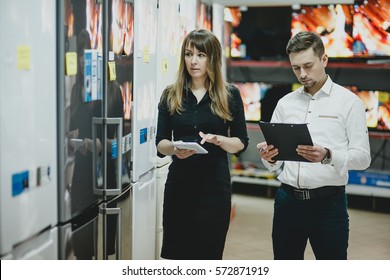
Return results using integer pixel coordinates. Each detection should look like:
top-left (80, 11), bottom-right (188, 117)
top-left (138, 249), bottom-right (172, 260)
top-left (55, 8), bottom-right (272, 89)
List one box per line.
top-left (223, 194), bottom-right (390, 260)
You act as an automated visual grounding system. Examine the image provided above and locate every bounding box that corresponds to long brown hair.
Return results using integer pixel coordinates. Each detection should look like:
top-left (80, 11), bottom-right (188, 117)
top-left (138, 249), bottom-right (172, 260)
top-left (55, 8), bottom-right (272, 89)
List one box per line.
top-left (162, 29), bottom-right (232, 121)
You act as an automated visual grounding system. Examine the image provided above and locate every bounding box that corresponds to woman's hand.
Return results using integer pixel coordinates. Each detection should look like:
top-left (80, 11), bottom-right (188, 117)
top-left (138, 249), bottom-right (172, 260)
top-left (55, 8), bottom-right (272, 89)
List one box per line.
top-left (174, 146), bottom-right (196, 159)
top-left (199, 131), bottom-right (222, 146)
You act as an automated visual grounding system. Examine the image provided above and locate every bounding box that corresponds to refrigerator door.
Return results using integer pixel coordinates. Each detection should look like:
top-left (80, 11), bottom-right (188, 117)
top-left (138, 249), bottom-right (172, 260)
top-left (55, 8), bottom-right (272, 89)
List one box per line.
top-left (58, 0), bottom-right (134, 259)
top-left (58, 207), bottom-right (99, 260)
top-left (6, 228), bottom-right (58, 260)
top-left (58, 0), bottom-right (103, 223)
top-left (106, 0), bottom-right (134, 192)
top-left (58, 0), bottom-right (133, 221)
top-left (132, 0), bottom-right (159, 182)
top-left (0, 0), bottom-right (57, 257)
top-left (97, 185), bottom-right (132, 260)
top-left (131, 170), bottom-right (156, 259)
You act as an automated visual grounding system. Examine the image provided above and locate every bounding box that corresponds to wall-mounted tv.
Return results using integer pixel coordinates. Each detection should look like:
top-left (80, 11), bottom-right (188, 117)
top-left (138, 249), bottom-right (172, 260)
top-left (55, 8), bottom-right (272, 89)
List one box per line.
top-left (231, 6), bottom-right (291, 60)
top-left (233, 82), bottom-right (262, 122)
top-left (233, 82), bottom-right (291, 122)
top-left (345, 86), bottom-right (390, 132)
top-left (291, 1), bottom-right (390, 60)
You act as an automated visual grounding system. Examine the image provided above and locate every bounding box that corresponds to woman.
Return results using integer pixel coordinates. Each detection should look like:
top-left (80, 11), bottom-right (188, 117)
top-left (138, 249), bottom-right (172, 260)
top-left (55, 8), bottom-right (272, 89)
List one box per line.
top-left (156, 29), bottom-right (249, 260)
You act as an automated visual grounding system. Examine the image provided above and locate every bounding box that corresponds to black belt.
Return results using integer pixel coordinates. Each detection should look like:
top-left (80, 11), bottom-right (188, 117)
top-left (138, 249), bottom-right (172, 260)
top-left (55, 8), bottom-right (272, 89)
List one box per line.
top-left (281, 183), bottom-right (345, 200)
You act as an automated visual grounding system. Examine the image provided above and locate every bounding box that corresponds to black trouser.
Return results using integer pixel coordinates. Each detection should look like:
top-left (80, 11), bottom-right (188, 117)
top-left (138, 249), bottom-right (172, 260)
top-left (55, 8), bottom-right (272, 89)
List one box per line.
top-left (272, 185), bottom-right (349, 260)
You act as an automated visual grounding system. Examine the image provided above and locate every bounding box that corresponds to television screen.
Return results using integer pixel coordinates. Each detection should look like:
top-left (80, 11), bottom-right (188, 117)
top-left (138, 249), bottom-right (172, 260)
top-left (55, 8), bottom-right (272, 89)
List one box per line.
top-left (234, 82), bottom-right (262, 122)
top-left (291, 1), bottom-right (390, 59)
top-left (232, 7), bottom-right (291, 60)
top-left (234, 82), bottom-right (291, 122)
top-left (353, 0), bottom-right (390, 57)
top-left (291, 4), bottom-right (355, 58)
top-left (345, 86), bottom-right (390, 132)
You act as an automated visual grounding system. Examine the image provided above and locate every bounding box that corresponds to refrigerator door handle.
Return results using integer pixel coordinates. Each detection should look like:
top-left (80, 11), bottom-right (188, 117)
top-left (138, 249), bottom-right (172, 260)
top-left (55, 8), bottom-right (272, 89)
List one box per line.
top-left (100, 204), bottom-right (122, 260)
top-left (92, 117), bottom-right (123, 196)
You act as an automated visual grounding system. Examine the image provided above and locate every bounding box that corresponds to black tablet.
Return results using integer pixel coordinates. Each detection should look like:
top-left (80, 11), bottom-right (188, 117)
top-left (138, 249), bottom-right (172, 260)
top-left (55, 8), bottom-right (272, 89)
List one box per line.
top-left (258, 121), bottom-right (313, 162)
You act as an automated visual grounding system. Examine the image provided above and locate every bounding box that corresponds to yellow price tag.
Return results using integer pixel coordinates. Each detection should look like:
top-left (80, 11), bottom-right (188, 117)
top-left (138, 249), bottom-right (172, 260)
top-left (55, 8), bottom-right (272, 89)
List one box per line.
top-left (143, 46), bottom-right (150, 63)
top-left (17, 45), bottom-right (31, 70)
top-left (108, 61), bottom-right (116, 81)
top-left (65, 52), bottom-right (77, 76)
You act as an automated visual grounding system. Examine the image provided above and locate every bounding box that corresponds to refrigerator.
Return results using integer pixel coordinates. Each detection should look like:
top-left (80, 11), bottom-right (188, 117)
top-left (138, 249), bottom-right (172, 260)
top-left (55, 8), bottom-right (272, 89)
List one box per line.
top-left (0, 0), bottom-right (58, 259)
top-left (130, 0), bottom-right (158, 260)
top-left (57, 0), bottom-right (133, 260)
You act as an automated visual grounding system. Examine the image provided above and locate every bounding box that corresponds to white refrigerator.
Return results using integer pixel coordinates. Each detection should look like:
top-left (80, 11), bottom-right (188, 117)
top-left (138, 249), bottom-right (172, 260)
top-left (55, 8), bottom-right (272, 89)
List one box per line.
top-left (130, 0), bottom-right (159, 260)
top-left (0, 0), bottom-right (58, 259)
top-left (57, 0), bottom-right (133, 260)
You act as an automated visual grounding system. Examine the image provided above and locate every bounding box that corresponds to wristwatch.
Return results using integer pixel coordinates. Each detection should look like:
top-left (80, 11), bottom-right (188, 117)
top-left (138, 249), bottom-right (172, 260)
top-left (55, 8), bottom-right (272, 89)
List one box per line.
top-left (321, 147), bottom-right (332, 164)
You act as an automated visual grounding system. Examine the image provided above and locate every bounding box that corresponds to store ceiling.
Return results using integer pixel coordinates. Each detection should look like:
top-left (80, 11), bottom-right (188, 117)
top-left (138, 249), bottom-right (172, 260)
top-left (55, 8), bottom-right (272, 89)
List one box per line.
top-left (211, 0), bottom-right (354, 7)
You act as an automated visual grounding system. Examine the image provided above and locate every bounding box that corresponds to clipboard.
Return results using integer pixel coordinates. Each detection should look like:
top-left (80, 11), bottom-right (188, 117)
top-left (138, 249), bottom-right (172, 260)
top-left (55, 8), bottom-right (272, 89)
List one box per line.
top-left (258, 121), bottom-right (313, 162)
top-left (173, 141), bottom-right (208, 154)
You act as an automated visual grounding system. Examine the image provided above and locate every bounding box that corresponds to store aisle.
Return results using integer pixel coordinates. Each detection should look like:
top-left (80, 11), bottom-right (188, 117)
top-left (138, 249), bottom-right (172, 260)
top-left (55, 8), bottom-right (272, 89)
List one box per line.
top-left (223, 194), bottom-right (390, 260)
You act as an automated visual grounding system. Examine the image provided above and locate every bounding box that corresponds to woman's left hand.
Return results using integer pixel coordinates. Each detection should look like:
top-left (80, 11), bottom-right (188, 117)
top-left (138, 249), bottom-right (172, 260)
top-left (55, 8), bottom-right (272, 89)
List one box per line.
top-left (199, 131), bottom-right (222, 146)
top-left (174, 147), bottom-right (196, 159)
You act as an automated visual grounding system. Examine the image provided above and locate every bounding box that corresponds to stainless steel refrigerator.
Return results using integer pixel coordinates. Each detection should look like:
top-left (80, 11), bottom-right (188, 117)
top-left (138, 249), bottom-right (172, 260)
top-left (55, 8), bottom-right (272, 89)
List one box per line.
top-left (0, 0), bottom-right (58, 259)
top-left (57, 0), bottom-right (133, 260)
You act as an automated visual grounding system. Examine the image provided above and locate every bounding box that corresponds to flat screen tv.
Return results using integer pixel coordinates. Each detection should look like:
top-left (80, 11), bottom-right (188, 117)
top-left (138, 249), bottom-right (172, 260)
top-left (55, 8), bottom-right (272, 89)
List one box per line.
top-left (345, 86), bottom-right (390, 132)
top-left (233, 82), bottom-right (262, 122)
top-left (231, 6), bottom-right (291, 60)
top-left (233, 82), bottom-right (291, 122)
top-left (291, 1), bottom-right (390, 60)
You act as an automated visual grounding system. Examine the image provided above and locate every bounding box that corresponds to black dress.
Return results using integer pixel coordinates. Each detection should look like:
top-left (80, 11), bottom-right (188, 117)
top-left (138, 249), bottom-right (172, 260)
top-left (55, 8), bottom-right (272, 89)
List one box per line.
top-left (156, 85), bottom-right (249, 260)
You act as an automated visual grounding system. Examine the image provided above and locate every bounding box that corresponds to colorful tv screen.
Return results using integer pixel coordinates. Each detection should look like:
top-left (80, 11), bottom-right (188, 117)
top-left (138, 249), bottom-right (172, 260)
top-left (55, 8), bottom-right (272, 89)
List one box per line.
top-left (345, 86), bottom-right (390, 132)
top-left (234, 82), bottom-right (262, 122)
top-left (233, 82), bottom-right (291, 122)
top-left (291, 1), bottom-right (390, 59)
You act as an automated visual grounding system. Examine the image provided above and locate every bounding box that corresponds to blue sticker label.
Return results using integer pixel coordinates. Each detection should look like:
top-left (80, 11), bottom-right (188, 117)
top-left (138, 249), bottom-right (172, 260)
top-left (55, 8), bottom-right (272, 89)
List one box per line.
top-left (111, 140), bottom-right (117, 159)
top-left (12, 171), bottom-right (29, 196)
top-left (140, 128), bottom-right (148, 144)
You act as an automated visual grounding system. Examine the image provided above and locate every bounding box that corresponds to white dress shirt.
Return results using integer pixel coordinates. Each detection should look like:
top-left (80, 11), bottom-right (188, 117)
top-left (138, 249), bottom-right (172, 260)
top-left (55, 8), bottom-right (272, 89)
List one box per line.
top-left (262, 76), bottom-right (371, 189)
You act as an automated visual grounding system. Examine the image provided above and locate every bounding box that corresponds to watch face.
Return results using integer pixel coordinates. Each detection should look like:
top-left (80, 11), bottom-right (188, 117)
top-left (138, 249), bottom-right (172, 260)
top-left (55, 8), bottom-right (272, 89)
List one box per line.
top-left (321, 148), bottom-right (331, 164)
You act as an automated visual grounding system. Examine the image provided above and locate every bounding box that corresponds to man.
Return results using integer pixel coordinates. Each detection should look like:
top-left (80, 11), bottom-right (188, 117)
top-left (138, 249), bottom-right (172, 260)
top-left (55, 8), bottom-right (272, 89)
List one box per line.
top-left (257, 31), bottom-right (371, 260)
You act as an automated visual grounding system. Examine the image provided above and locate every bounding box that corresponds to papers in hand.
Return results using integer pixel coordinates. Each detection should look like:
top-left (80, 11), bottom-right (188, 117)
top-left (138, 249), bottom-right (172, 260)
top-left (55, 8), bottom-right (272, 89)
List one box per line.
top-left (173, 141), bottom-right (208, 154)
top-left (258, 121), bottom-right (313, 162)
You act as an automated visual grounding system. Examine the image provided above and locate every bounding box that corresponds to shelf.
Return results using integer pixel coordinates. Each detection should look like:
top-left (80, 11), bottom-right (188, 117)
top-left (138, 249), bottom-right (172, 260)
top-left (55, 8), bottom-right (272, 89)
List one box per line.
top-left (227, 60), bottom-right (390, 91)
top-left (231, 175), bottom-right (281, 187)
top-left (347, 184), bottom-right (390, 198)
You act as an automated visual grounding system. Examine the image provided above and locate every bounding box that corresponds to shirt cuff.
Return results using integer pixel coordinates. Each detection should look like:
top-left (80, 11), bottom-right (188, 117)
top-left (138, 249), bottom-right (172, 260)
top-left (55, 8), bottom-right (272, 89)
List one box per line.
top-left (262, 158), bottom-right (282, 171)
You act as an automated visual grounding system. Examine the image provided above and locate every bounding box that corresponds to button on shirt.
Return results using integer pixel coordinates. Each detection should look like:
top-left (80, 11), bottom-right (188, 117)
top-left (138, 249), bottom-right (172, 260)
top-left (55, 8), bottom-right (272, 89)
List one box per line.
top-left (262, 76), bottom-right (371, 189)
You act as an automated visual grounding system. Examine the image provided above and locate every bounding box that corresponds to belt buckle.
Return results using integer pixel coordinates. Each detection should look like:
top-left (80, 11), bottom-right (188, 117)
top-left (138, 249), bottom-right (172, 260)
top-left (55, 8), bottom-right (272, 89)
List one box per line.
top-left (295, 189), bottom-right (311, 200)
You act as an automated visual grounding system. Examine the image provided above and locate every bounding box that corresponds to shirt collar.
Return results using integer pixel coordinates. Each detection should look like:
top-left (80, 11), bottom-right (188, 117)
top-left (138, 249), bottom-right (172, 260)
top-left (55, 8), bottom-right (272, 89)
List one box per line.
top-left (321, 75), bottom-right (333, 96)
